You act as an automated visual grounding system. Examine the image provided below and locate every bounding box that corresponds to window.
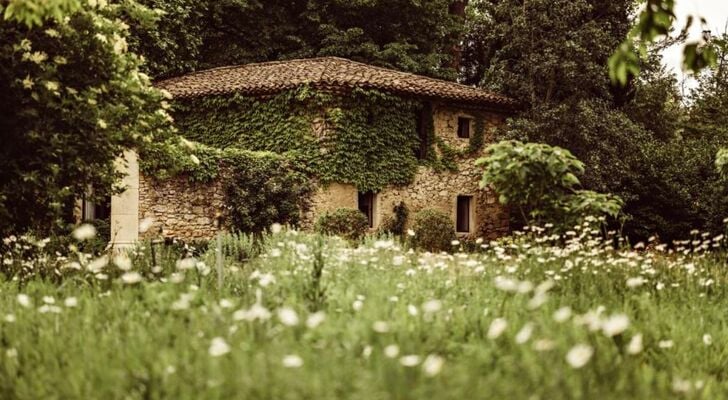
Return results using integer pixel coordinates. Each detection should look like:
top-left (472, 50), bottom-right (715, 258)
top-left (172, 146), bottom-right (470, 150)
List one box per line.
top-left (81, 194), bottom-right (110, 221)
top-left (457, 117), bottom-right (472, 139)
top-left (415, 105), bottom-right (431, 159)
top-left (358, 191), bottom-right (376, 228)
top-left (456, 195), bottom-right (472, 233)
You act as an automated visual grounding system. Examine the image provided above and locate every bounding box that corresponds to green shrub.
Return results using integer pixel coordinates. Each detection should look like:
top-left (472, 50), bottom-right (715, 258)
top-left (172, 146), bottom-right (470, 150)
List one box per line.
top-left (315, 208), bottom-right (369, 242)
top-left (477, 140), bottom-right (624, 230)
top-left (224, 150), bottom-right (313, 234)
top-left (378, 202), bottom-right (409, 236)
top-left (412, 209), bottom-right (455, 252)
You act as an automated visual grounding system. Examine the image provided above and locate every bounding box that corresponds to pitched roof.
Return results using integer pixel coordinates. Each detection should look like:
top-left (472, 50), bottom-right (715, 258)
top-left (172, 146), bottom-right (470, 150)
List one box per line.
top-left (156, 57), bottom-right (518, 110)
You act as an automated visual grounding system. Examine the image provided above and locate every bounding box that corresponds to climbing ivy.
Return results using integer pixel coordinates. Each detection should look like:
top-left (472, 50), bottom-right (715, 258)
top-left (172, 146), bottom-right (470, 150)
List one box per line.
top-left (143, 87), bottom-right (494, 188)
top-left (172, 87), bottom-right (425, 191)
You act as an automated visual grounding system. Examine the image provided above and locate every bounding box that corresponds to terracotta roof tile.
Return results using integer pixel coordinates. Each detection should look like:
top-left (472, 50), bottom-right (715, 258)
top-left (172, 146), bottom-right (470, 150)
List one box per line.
top-left (156, 57), bottom-right (518, 109)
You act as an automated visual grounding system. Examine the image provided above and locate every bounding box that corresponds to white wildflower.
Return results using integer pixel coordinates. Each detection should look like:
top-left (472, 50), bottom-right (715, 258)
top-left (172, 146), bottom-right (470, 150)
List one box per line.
top-left (42, 296), bottom-right (55, 304)
top-left (384, 344), bottom-right (400, 358)
top-left (703, 334), bottom-right (712, 346)
top-left (626, 277), bottom-right (645, 288)
top-left (422, 354), bottom-right (444, 377)
top-left (38, 305), bottom-right (62, 314)
top-left (627, 334), bottom-right (643, 355)
top-left (17, 294), bottom-right (31, 308)
top-left (422, 299), bottom-right (442, 314)
top-left (362, 345), bottom-right (373, 358)
top-left (64, 297), bottom-right (78, 308)
top-left (602, 314), bottom-right (629, 337)
top-left (306, 311), bottom-right (326, 329)
top-left (113, 255), bottom-right (132, 271)
top-left (282, 354), bottom-right (303, 368)
top-left (553, 306), bottom-right (572, 323)
top-left (515, 323), bottom-right (534, 344)
top-left (399, 355), bottom-right (421, 367)
top-left (658, 340), bottom-right (674, 349)
top-left (372, 321), bottom-right (390, 333)
top-left (487, 318), bottom-right (508, 339)
top-left (87, 256), bottom-right (108, 273)
top-left (277, 307), bottom-right (299, 326)
top-left (407, 304), bottom-right (418, 316)
top-left (208, 337), bottom-right (230, 357)
top-left (176, 258), bottom-right (197, 270)
top-left (566, 344), bottom-right (594, 369)
top-left (72, 224), bottom-right (96, 240)
top-left (121, 272), bottom-right (143, 284)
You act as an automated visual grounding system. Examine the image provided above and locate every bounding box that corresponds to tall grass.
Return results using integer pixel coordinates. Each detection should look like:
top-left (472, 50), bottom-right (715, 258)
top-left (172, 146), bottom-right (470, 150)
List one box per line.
top-left (0, 222), bottom-right (727, 399)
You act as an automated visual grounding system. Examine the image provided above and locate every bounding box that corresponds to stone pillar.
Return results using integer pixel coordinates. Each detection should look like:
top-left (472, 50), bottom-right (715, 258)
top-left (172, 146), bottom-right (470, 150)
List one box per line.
top-left (110, 150), bottom-right (139, 248)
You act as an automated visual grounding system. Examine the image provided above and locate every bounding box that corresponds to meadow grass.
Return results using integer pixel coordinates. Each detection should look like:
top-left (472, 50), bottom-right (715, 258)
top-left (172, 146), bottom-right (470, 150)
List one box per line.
top-left (0, 225), bottom-right (727, 399)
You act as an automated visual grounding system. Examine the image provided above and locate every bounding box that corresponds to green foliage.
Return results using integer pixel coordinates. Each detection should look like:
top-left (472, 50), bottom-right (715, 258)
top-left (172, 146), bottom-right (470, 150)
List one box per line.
top-left (0, 0), bottom-right (172, 237)
top-left (718, 149), bottom-right (728, 180)
top-left (477, 140), bottom-right (623, 229)
top-left (378, 201), bottom-right (409, 236)
top-left (314, 208), bottom-right (369, 242)
top-left (552, 190), bottom-right (624, 229)
top-left (477, 141), bottom-right (584, 209)
top-left (411, 209), bottom-right (455, 252)
top-left (172, 88), bottom-right (422, 192)
top-left (609, 0), bottom-right (717, 85)
top-left (224, 150), bottom-right (313, 235)
top-left (124, 0), bottom-right (205, 79)
top-left (4, 228), bottom-right (728, 397)
top-left (462, 0), bottom-right (634, 103)
top-left (125, 0), bottom-right (463, 80)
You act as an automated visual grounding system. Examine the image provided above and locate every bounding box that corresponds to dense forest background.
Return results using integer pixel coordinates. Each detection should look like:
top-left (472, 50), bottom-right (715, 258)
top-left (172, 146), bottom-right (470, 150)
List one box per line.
top-left (2, 0), bottom-right (727, 242)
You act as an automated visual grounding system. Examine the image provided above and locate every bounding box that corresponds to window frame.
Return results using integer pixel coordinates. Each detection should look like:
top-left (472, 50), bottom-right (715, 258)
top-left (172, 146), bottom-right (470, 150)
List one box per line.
top-left (456, 116), bottom-right (472, 139)
top-left (456, 195), bottom-right (474, 234)
top-left (358, 191), bottom-right (377, 229)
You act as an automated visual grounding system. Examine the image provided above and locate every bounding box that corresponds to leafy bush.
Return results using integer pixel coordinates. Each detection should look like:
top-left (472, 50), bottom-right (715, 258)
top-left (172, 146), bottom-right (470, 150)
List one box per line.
top-left (224, 150), bottom-right (313, 235)
top-left (378, 202), bottom-right (409, 236)
top-left (552, 190), bottom-right (625, 230)
top-left (315, 208), bottom-right (369, 242)
top-left (477, 140), bottom-right (623, 230)
top-left (0, 1), bottom-right (172, 238)
top-left (718, 149), bottom-right (728, 180)
top-left (411, 209), bottom-right (455, 252)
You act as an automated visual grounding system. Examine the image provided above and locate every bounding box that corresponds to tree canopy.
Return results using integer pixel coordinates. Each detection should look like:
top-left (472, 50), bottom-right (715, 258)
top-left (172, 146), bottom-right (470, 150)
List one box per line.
top-left (0, 0), bottom-right (171, 237)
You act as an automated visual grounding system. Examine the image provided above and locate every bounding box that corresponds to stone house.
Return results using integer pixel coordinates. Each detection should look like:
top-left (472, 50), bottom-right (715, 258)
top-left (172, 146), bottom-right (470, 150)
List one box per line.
top-left (108, 57), bottom-right (517, 246)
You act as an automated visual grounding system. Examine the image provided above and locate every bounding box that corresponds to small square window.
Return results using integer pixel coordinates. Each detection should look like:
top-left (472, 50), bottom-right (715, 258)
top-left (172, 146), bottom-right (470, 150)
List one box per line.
top-left (456, 195), bottom-right (472, 233)
top-left (457, 117), bottom-right (471, 139)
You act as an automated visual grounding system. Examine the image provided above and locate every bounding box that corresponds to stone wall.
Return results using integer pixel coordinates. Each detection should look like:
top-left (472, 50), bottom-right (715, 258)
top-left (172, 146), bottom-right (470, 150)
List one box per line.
top-left (134, 102), bottom-right (509, 242)
top-left (302, 104), bottom-right (510, 240)
top-left (138, 173), bottom-right (225, 241)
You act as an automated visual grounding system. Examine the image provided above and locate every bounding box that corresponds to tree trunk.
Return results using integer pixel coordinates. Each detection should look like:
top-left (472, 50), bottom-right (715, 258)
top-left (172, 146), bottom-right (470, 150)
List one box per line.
top-left (448, 0), bottom-right (469, 72)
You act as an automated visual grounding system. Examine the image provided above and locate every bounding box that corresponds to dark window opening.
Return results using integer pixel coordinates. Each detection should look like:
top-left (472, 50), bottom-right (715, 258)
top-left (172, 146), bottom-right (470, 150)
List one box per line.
top-left (358, 191), bottom-right (376, 228)
top-left (456, 195), bottom-right (472, 233)
top-left (457, 117), bottom-right (472, 139)
top-left (82, 194), bottom-right (111, 221)
top-left (415, 104), bottom-right (431, 159)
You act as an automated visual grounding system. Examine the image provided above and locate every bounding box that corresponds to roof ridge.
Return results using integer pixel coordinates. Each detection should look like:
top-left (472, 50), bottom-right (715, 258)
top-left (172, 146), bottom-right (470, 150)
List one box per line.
top-left (155, 56), bottom-right (518, 109)
top-left (156, 57), bottom-right (336, 83)
top-left (326, 57), bottom-right (503, 97)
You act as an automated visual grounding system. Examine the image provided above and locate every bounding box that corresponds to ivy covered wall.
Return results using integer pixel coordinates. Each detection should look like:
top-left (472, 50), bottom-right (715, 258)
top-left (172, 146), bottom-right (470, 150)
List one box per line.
top-left (172, 87), bottom-right (425, 192)
top-left (136, 86), bottom-right (501, 236)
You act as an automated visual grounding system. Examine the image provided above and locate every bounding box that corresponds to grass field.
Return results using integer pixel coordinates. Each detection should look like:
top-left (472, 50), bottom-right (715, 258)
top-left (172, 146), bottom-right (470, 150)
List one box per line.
top-left (1, 224), bottom-right (727, 399)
